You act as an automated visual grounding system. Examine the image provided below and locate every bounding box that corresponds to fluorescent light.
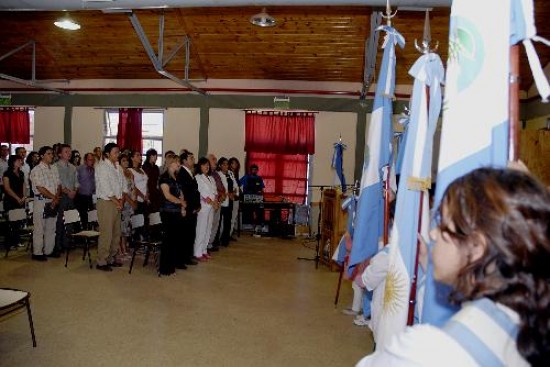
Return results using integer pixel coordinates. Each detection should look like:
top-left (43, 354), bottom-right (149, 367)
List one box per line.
top-left (54, 19), bottom-right (81, 30)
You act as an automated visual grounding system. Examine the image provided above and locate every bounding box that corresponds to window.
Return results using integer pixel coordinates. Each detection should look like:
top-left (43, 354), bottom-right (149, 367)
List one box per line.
top-left (246, 151), bottom-right (310, 204)
top-left (104, 109), bottom-right (164, 164)
top-left (2, 109), bottom-right (34, 154)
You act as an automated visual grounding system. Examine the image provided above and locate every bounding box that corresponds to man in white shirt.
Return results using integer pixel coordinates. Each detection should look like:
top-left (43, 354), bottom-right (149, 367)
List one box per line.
top-left (30, 146), bottom-right (61, 261)
top-left (95, 143), bottom-right (127, 271)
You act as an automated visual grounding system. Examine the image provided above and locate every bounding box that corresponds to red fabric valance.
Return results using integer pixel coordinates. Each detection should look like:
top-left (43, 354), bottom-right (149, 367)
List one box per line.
top-left (0, 107), bottom-right (30, 144)
top-left (117, 108), bottom-right (143, 153)
top-left (244, 111), bottom-right (315, 155)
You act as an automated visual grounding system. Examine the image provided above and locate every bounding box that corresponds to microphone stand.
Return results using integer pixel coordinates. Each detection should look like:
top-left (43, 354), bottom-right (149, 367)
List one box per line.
top-left (297, 185), bottom-right (325, 269)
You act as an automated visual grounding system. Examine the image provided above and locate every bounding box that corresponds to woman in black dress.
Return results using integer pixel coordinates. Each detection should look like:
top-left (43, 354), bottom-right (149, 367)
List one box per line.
top-left (158, 154), bottom-right (186, 276)
top-left (3, 155), bottom-right (26, 248)
top-left (142, 148), bottom-right (162, 213)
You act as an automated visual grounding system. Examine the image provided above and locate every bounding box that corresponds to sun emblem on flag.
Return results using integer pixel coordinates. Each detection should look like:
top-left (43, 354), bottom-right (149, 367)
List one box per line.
top-left (383, 265), bottom-right (409, 316)
top-left (447, 16), bottom-right (484, 94)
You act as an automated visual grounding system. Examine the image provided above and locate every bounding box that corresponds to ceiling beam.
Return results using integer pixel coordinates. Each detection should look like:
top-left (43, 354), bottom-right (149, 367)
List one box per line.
top-left (128, 12), bottom-right (206, 94)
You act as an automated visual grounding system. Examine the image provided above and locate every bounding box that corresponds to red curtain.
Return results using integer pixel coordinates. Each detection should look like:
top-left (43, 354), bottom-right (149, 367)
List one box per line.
top-left (246, 152), bottom-right (308, 204)
top-left (0, 107), bottom-right (30, 143)
top-left (244, 110), bottom-right (315, 205)
top-left (117, 108), bottom-right (143, 152)
top-left (245, 111), bottom-right (315, 155)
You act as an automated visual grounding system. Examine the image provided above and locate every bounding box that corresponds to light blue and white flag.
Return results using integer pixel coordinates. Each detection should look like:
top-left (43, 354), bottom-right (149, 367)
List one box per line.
top-left (421, 0), bottom-right (546, 327)
top-left (331, 141), bottom-right (347, 192)
top-left (348, 25), bottom-right (405, 276)
top-left (375, 51), bottom-right (444, 347)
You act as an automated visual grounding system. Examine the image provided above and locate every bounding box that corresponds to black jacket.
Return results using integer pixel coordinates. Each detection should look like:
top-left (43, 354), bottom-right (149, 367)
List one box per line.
top-left (177, 167), bottom-right (201, 213)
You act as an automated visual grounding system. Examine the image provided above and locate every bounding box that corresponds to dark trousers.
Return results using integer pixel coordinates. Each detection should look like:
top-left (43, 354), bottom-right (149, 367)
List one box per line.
top-left (55, 194), bottom-right (74, 253)
top-left (160, 211), bottom-right (181, 275)
top-left (176, 212), bottom-right (197, 266)
top-left (75, 193), bottom-right (94, 228)
top-left (218, 203), bottom-right (233, 246)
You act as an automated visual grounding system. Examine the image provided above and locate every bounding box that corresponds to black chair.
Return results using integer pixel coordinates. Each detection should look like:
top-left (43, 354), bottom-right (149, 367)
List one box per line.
top-left (128, 213), bottom-right (162, 275)
top-left (0, 287), bottom-right (37, 347)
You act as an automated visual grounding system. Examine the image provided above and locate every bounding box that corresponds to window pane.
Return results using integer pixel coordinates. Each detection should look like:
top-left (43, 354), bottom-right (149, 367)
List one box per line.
top-left (105, 111), bottom-right (119, 137)
top-left (142, 112), bottom-right (163, 137)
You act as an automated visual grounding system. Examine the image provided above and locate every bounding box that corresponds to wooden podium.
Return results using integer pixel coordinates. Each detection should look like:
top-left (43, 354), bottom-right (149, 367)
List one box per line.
top-left (319, 188), bottom-right (348, 270)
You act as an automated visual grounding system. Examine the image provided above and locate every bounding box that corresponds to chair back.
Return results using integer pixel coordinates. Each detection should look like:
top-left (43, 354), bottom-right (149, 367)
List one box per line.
top-left (130, 214), bottom-right (145, 230)
top-left (87, 209), bottom-right (98, 223)
top-left (8, 208), bottom-right (27, 222)
top-left (63, 209), bottom-right (81, 225)
top-left (27, 199), bottom-right (34, 215)
top-left (148, 212), bottom-right (162, 226)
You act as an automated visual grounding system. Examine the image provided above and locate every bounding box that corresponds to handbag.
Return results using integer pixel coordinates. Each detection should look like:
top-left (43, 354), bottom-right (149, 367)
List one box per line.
top-left (43, 202), bottom-right (59, 218)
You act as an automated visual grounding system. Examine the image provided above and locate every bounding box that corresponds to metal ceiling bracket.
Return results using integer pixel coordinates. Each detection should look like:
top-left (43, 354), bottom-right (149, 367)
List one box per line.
top-left (0, 40), bottom-right (66, 94)
top-left (128, 12), bottom-right (206, 94)
top-left (360, 11), bottom-right (382, 100)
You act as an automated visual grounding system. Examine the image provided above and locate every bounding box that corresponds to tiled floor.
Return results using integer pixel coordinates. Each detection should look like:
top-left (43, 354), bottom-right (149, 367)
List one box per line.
top-left (0, 236), bottom-right (373, 366)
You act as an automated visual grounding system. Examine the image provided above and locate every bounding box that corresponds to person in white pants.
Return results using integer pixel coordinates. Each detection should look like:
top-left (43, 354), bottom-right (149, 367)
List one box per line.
top-left (194, 157), bottom-right (218, 260)
top-left (30, 146), bottom-right (61, 261)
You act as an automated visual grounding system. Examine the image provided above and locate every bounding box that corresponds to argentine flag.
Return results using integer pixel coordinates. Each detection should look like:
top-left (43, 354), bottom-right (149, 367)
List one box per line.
top-left (376, 51), bottom-right (445, 347)
top-left (331, 142), bottom-right (347, 192)
top-left (348, 25), bottom-right (404, 276)
top-left (421, 0), bottom-right (542, 326)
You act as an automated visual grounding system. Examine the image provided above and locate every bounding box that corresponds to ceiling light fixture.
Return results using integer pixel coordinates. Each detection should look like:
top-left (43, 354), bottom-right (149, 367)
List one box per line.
top-left (249, 8), bottom-right (276, 27)
top-left (54, 15), bottom-right (81, 30)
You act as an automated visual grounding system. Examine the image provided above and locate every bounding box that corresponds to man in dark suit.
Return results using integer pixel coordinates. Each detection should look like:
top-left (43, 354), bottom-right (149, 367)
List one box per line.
top-left (176, 149), bottom-right (201, 267)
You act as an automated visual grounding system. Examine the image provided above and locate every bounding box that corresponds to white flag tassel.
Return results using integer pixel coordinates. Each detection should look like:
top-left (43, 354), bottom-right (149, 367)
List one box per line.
top-left (515, 0), bottom-right (550, 102)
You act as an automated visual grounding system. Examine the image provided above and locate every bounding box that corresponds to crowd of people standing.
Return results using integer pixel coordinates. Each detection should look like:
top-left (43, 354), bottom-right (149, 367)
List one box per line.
top-left (1, 142), bottom-right (252, 277)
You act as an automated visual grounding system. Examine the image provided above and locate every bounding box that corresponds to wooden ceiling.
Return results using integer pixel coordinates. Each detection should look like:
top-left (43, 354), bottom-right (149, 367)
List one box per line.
top-left (0, 3), bottom-right (548, 93)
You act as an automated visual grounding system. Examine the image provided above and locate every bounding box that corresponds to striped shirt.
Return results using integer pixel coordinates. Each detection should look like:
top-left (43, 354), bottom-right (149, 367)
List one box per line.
top-left (356, 298), bottom-right (528, 367)
top-left (30, 162), bottom-right (61, 197)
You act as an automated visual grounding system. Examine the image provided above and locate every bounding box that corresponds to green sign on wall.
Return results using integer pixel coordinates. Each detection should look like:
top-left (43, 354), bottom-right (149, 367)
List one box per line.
top-left (0, 95), bottom-right (12, 105)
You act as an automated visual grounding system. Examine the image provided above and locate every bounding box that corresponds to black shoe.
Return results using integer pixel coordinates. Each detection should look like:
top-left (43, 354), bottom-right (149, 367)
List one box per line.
top-left (31, 254), bottom-right (48, 262)
top-left (230, 236), bottom-right (238, 242)
top-left (108, 262), bottom-right (123, 267)
top-left (185, 259), bottom-right (199, 266)
top-left (46, 252), bottom-right (61, 258)
top-left (209, 246), bottom-right (220, 252)
top-left (96, 264), bottom-right (113, 272)
top-left (176, 264), bottom-right (188, 270)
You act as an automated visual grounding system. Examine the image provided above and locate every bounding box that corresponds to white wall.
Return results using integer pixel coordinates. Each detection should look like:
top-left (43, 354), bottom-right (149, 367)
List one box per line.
top-left (208, 109), bottom-right (246, 164)
top-left (33, 107), bottom-right (64, 148)
top-left (71, 107), bottom-right (104, 154)
top-left (164, 108), bottom-right (201, 155)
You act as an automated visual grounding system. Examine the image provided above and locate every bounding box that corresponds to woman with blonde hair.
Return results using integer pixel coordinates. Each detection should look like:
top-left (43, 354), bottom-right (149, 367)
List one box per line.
top-left (158, 154), bottom-right (186, 275)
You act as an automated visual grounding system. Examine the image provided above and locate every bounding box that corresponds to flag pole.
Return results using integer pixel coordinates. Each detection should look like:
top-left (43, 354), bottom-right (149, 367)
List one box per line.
top-left (509, 44), bottom-right (520, 161)
top-left (383, 166), bottom-right (391, 246)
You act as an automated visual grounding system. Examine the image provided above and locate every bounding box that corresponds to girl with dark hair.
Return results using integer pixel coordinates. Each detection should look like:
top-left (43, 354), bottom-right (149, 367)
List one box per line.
top-left (228, 157), bottom-right (241, 240)
top-left (3, 155), bottom-right (26, 248)
top-left (215, 157), bottom-right (233, 247)
top-left (129, 150), bottom-right (148, 215)
top-left (119, 154), bottom-right (137, 256)
top-left (70, 150), bottom-right (81, 166)
top-left (142, 148), bottom-right (161, 213)
top-left (356, 167), bottom-right (550, 367)
top-left (193, 157), bottom-right (218, 260)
